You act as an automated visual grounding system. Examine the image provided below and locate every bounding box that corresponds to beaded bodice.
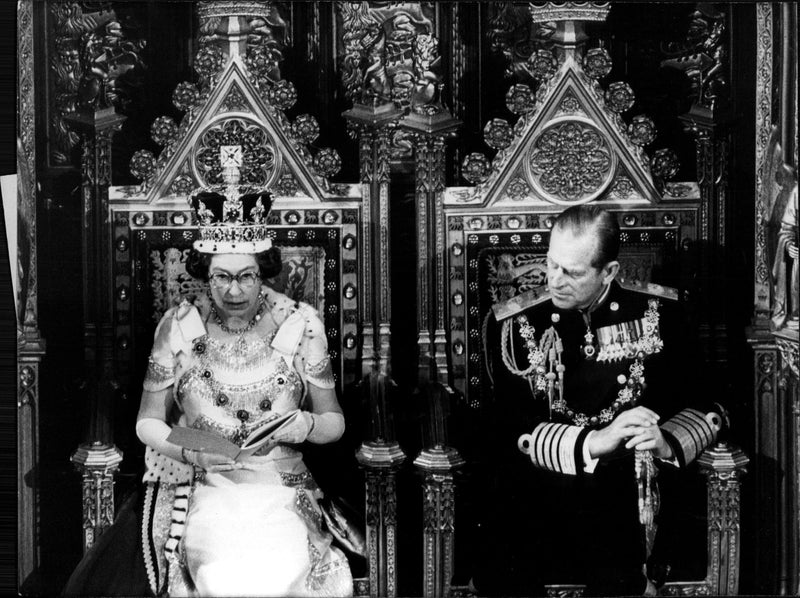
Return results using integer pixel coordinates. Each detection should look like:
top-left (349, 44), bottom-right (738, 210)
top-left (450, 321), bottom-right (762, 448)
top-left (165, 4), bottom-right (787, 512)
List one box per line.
top-left (176, 329), bottom-right (303, 446)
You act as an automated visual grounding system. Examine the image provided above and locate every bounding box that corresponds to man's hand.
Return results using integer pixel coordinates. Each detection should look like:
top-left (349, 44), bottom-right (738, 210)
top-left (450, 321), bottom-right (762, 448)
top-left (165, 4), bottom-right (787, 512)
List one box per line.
top-left (787, 241), bottom-right (798, 260)
top-left (624, 419), bottom-right (674, 460)
top-left (587, 406), bottom-right (660, 459)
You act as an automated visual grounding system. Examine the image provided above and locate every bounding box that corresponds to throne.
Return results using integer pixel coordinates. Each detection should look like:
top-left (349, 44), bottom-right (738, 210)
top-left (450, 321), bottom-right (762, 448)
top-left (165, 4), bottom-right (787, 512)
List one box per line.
top-left (64, 8), bottom-right (373, 594)
top-left (433, 6), bottom-right (748, 596)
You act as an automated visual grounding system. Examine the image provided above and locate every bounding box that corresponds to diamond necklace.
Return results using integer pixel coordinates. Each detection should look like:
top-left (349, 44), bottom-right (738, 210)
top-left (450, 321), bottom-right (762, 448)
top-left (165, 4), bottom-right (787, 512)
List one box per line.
top-left (211, 299), bottom-right (266, 335)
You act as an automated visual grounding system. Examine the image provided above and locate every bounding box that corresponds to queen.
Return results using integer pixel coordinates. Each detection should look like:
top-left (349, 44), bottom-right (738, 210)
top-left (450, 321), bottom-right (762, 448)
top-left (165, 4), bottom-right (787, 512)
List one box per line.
top-left (66, 168), bottom-right (355, 597)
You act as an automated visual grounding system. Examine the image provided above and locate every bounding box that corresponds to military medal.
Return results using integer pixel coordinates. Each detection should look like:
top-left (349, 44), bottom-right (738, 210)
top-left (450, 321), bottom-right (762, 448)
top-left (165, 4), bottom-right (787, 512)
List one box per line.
top-left (582, 328), bottom-right (596, 359)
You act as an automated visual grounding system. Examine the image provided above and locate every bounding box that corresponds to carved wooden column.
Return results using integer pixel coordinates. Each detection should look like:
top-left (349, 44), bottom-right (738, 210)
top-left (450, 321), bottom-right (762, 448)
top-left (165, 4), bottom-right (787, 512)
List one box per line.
top-left (402, 110), bottom-right (460, 382)
top-left (65, 109), bottom-right (126, 552)
top-left (662, 6), bottom-right (731, 372)
top-left (749, 338), bottom-right (786, 592)
top-left (16, 0), bottom-right (46, 584)
top-left (70, 442), bottom-right (123, 552)
top-left (344, 102), bottom-right (402, 376)
top-left (697, 443), bottom-right (749, 595)
top-left (357, 439), bottom-right (406, 598)
top-left (776, 334), bottom-right (800, 593)
top-left (680, 111), bottom-right (730, 365)
top-left (413, 384), bottom-right (464, 598)
top-left (746, 3), bottom-right (800, 593)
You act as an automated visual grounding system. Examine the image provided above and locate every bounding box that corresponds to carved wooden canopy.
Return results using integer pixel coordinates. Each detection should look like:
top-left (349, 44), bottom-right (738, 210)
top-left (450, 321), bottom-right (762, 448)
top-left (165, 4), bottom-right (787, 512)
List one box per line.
top-left (106, 9), bottom-right (363, 393)
top-left (440, 8), bottom-right (702, 404)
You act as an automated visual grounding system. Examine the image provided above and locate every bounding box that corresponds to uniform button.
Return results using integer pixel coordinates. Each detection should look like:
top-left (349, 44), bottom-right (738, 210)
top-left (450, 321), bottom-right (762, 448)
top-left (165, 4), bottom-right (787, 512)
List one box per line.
top-left (202, 370), bottom-right (213, 379)
top-left (194, 342), bottom-right (206, 354)
top-left (551, 313), bottom-right (560, 323)
top-left (237, 410), bottom-right (250, 422)
top-left (216, 394), bottom-right (229, 406)
top-left (259, 399), bottom-right (272, 411)
top-left (610, 302), bottom-right (619, 311)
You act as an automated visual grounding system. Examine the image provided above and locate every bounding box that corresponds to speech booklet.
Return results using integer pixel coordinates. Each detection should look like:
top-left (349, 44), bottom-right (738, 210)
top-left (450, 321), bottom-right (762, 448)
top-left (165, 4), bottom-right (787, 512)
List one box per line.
top-left (167, 409), bottom-right (301, 460)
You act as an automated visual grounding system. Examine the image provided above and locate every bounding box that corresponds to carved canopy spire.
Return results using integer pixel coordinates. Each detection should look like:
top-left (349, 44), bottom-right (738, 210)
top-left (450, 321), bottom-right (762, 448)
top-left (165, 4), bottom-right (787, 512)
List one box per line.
top-left (529, 1), bottom-right (611, 61)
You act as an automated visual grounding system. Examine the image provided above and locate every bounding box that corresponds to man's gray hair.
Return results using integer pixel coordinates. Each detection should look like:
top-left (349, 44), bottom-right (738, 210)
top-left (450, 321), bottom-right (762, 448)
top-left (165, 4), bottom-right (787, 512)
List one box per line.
top-left (553, 205), bottom-right (620, 268)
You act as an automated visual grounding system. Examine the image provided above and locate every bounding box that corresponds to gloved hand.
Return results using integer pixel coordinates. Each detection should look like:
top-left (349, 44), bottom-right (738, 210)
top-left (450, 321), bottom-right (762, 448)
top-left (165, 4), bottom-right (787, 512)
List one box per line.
top-left (270, 411), bottom-right (315, 444)
top-left (183, 448), bottom-right (239, 472)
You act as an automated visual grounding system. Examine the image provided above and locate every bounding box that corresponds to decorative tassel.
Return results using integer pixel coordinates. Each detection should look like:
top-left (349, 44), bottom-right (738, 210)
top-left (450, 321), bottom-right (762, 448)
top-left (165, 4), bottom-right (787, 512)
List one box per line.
top-left (635, 449), bottom-right (660, 556)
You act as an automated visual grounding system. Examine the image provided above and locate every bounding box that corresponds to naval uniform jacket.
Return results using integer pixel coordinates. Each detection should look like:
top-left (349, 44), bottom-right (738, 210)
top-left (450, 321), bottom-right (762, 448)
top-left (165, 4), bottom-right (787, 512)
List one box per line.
top-left (480, 280), bottom-right (718, 594)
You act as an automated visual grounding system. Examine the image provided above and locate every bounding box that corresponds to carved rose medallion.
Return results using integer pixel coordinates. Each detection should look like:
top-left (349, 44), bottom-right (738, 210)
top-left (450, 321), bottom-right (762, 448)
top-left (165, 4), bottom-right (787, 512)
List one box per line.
top-left (527, 121), bottom-right (615, 203)
top-left (194, 117), bottom-right (278, 187)
top-left (461, 153), bottom-right (491, 185)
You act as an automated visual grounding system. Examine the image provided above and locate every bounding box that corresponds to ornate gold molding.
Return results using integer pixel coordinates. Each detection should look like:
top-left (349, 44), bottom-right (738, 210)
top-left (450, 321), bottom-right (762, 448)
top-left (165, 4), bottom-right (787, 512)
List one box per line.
top-left (754, 3), bottom-right (774, 322)
top-left (528, 2), bottom-right (610, 24)
top-left (198, 1), bottom-right (272, 19)
top-left (660, 581), bottom-right (712, 596)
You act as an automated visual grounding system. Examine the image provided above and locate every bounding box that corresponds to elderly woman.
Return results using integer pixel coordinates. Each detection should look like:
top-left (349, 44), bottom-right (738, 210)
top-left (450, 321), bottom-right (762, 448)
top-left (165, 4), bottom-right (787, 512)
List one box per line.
top-left (130, 188), bottom-right (354, 597)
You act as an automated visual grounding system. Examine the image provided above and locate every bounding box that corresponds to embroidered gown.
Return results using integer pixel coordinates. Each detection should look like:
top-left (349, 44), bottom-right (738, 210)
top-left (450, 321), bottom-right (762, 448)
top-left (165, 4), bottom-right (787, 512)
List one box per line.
top-left (139, 288), bottom-right (353, 597)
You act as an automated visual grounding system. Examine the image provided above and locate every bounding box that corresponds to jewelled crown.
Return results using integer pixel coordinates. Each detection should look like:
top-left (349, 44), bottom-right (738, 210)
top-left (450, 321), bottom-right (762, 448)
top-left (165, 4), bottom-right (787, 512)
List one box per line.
top-left (189, 165), bottom-right (273, 254)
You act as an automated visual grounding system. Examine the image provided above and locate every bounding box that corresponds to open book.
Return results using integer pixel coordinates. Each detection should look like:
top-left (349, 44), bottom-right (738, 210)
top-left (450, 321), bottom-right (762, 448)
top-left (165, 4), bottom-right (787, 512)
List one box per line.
top-left (167, 409), bottom-right (301, 460)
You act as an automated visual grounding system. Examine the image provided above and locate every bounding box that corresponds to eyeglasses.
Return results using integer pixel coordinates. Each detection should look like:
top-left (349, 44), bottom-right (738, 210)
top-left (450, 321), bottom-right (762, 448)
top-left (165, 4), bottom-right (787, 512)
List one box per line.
top-left (209, 271), bottom-right (261, 290)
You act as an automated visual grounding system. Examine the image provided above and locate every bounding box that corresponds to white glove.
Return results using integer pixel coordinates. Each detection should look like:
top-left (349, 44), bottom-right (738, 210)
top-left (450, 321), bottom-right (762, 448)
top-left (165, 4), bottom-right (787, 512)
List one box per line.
top-left (270, 411), bottom-right (315, 444)
top-left (136, 417), bottom-right (237, 471)
top-left (270, 411), bottom-right (346, 445)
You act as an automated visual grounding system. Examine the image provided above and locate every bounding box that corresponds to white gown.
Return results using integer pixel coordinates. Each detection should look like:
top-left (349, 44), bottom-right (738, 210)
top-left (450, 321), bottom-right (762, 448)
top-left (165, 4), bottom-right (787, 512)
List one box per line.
top-left (141, 288), bottom-right (353, 597)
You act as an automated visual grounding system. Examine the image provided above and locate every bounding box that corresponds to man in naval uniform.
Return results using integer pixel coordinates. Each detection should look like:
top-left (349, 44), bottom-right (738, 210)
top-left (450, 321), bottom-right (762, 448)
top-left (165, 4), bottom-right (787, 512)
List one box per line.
top-left (474, 205), bottom-right (721, 596)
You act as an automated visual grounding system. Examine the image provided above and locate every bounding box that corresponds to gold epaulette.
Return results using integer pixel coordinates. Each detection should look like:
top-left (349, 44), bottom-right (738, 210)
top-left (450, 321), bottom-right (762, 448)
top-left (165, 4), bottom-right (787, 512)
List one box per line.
top-left (617, 279), bottom-right (679, 301)
top-left (492, 288), bottom-right (551, 321)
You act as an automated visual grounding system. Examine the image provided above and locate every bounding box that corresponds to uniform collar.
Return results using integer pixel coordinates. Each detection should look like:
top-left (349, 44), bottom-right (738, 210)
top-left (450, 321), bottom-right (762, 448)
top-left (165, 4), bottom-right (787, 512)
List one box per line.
top-left (580, 280), bottom-right (615, 316)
